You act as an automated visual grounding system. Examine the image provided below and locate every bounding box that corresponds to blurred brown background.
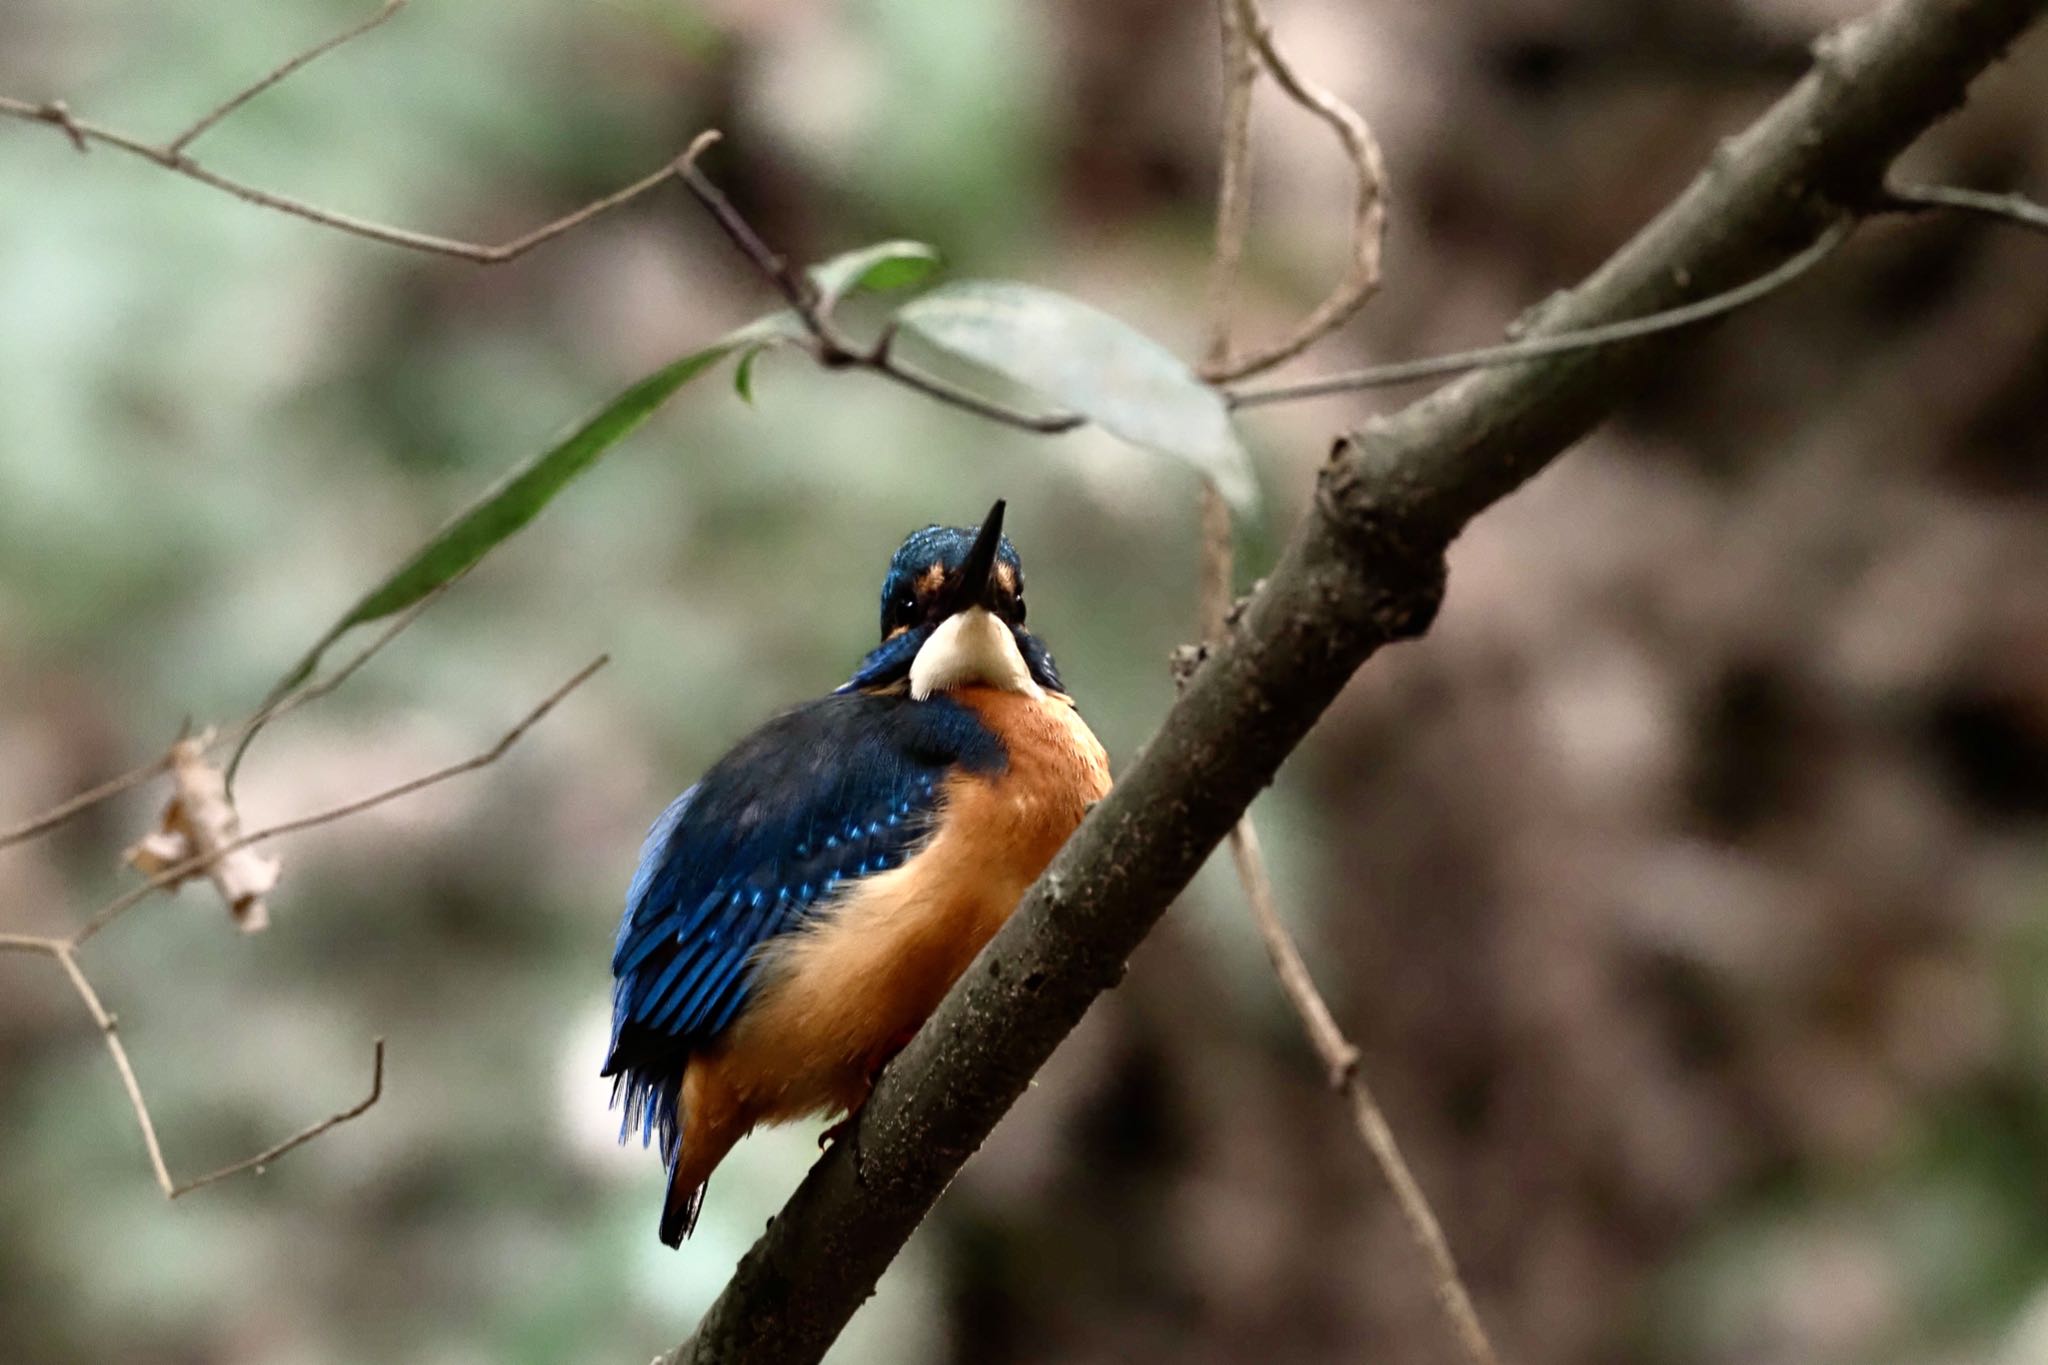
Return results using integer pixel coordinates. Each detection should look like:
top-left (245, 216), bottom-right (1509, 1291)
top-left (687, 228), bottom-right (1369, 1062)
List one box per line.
top-left (2, 0), bottom-right (2046, 1362)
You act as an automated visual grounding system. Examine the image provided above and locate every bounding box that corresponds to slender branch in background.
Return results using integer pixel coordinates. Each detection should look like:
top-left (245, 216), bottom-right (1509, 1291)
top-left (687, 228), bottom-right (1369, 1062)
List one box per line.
top-left (672, 144), bottom-right (1085, 435)
top-left (1201, 0), bottom-right (1389, 384)
top-left (664, 2), bottom-right (2047, 1361)
top-left (166, 0), bottom-right (407, 156)
top-left (56, 927), bottom-right (383, 1201)
top-left (0, 753), bottom-right (175, 852)
top-left (56, 934), bottom-right (384, 1202)
top-left (0, 1), bottom-right (684, 264)
top-left (1226, 220), bottom-right (1855, 407)
top-left (1227, 825), bottom-right (1502, 1365)
top-left (1882, 180), bottom-right (2048, 233)
top-left (71, 654), bottom-right (609, 948)
top-left (226, 570), bottom-right (470, 785)
top-left (1192, 4), bottom-right (1500, 1363)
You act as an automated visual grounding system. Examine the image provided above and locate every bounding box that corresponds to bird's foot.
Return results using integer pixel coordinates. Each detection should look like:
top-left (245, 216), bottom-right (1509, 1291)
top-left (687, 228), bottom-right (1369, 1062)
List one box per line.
top-left (817, 1030), bottom-right (920, 1151)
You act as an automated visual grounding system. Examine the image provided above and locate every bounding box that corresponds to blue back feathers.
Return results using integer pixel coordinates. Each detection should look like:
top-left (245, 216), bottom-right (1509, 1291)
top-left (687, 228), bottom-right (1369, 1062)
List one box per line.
top-left (605, 689), bottom-right (1006, 1159)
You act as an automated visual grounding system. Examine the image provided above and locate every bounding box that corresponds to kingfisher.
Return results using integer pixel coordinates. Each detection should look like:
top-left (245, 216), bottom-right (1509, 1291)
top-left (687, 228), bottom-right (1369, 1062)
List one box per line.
top-left (604, 501), bottom-right (1111, 1245)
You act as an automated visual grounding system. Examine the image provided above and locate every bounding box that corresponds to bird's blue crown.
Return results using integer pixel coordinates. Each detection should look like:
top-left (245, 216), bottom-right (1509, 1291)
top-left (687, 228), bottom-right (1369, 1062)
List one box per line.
top-left (878, 524), bottom-right (1024, 638)
top-left (840, 513), bottom-right (1063, 695)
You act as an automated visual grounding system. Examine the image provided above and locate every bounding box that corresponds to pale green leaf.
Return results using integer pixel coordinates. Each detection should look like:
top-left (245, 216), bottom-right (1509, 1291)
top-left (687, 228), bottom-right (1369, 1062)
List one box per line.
top-left (895, 280), bottom-right (1258, 508)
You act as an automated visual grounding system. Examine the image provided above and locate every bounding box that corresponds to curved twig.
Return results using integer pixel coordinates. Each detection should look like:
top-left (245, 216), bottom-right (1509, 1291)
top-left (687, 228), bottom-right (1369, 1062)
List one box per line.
top-left (169, 1039), bottom-right (386, 1199)
top-left (0, 754), bottom-right (175, 852)
top-left (1200, 0), bottom-right (1389, 384)
top-left (71, 655), bottom-right (607, 948)
top-left (166, 0), bottom-right (407, 157)
top-left (672, 147), bottom-right (1085, 435)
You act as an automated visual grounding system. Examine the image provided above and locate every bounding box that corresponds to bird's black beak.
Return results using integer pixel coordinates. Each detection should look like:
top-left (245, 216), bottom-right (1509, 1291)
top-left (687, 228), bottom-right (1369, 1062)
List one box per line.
top-left (944, 499), bottom-right (1007, 616)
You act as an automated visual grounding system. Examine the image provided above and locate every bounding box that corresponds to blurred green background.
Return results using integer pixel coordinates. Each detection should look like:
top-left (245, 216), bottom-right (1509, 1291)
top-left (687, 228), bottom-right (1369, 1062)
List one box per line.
top-left (3, 1), bottom-right (2047, 1362)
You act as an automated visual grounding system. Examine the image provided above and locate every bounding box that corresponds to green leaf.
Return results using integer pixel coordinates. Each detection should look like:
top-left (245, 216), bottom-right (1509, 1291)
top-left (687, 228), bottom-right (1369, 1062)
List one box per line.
top-left (894, 280), bottom-right (1258, 509)
top-left (733, 345), bottom-right (767, 404)
top-left (245, 340), bottom-right (737, 736)
top-left (809, 240), bottom-right (941, 315)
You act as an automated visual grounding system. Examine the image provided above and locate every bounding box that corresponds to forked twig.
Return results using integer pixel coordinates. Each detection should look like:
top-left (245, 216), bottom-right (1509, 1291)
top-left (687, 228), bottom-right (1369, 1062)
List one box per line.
top-left (0, 934), bottom-right (386, 1198)
top-left (673, 140), bottom-right (1084, 435)
top-left (0, 1), bottom-right (684, 264)
top-left (1882, 181), bottom-right (2048, 234)
top-left (168, 1039), bottom-right (386, 1199)
top-left (72, 654), bottom-right (609, 947)
top-left (2, 575), bottom-right (459, 858)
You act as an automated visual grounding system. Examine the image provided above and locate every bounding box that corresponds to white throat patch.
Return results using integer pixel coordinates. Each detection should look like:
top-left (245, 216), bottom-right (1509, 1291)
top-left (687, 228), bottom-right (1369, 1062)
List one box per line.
top-left (909, 608), bottom-right (1042, 700)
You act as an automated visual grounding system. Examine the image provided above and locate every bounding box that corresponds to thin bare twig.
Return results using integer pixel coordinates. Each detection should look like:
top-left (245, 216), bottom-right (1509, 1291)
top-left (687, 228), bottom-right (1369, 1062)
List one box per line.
top-left (1200, 0), bottom-right (1389, 384)
top-left (0, 932), bottom-right (61, 955)
top-left (1228, 824), bottom-right (1503, 1365)
top-left (1228, 219), bottom-right (1854, 407)
top-left (672, 147), bottom-right (1085, 435)
top-left (52, 942), bottom-right (179, 1194)
top-left (7, 918), bottom-right (389, 1199)
top-left (166, 0), bottom-right (407, 157)
top-left (1, 580), bottom-right (454, 860)
top-left (0, 1), bottom-right (685, 264)
top-left (1882, 181), bottom-right (2048, 234)
top-left (226, 571), bottom-right (468, 784)
top-left (0, 753), bottom-right (175, 852)
top-left (169, 1039), bottom-right (386, 1199)
top-left (70, 654), bottom-right (608, 948)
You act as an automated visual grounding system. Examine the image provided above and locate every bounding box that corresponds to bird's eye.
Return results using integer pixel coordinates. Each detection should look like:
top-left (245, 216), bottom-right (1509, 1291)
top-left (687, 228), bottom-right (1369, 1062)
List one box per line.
top-left (893, 592), bottom-right (916, 617)
top-left (1014, 595), bottom-right (1026, 622)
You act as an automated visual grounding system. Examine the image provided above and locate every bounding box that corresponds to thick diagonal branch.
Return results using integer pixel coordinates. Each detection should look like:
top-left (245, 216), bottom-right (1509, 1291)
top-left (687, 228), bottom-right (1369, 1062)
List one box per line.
top-left (664, 1), bottom-right (2046, 1360)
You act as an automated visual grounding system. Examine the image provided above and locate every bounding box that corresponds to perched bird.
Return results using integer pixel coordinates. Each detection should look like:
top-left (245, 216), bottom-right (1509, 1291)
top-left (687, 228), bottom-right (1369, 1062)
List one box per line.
top-left (604, 501), bottom-right (1111, 1246)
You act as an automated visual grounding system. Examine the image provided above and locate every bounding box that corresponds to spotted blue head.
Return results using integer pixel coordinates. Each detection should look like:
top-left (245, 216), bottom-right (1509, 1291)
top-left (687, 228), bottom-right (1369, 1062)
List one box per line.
top-left (842, 500), bottom-right (1066, 696)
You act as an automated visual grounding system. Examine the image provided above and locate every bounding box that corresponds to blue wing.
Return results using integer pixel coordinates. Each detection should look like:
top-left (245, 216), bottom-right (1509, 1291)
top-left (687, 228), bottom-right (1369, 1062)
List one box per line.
top-left (604, 689), bottom-right (1005, 1147)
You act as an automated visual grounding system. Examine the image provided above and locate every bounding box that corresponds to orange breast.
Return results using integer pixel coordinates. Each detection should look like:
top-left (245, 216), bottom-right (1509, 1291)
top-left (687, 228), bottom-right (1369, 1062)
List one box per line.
top-left (703, 686), bottom-right (1111, 1123)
